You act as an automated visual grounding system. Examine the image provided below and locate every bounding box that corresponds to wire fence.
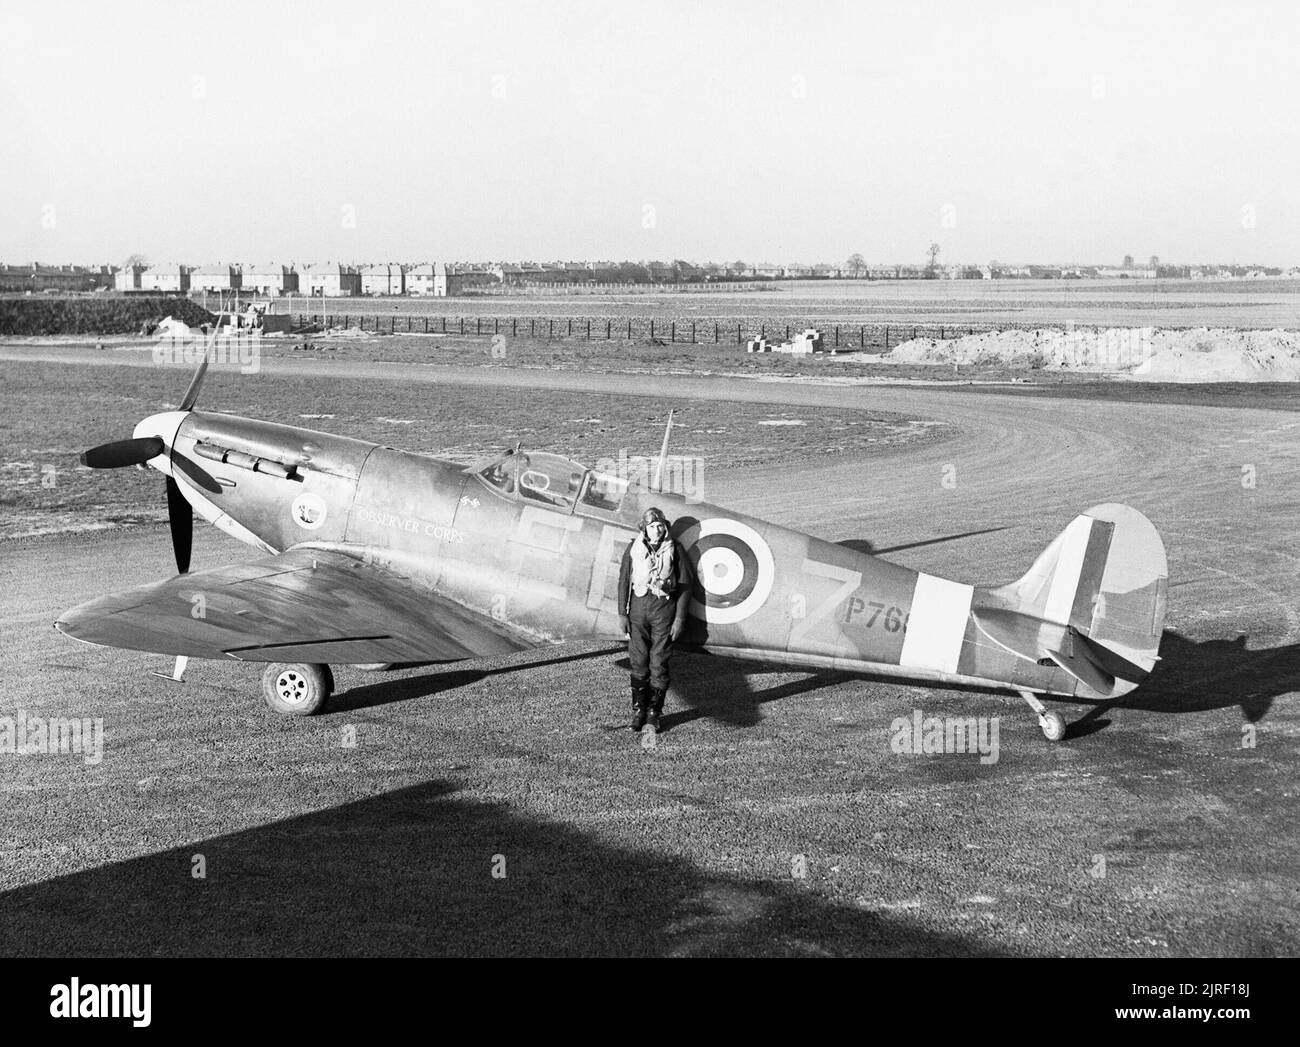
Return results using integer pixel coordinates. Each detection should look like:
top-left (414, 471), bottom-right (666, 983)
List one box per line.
top-left (291, 313), bottom-right (1034, 350)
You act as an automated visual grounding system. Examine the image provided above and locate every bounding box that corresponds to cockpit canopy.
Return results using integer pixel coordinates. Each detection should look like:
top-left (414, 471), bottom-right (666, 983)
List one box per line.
top-left (475, 448), bottom-right (634, 516)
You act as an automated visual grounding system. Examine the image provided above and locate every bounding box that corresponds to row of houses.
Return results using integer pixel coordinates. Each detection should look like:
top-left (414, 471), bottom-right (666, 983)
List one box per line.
top-left (0, 263), bottom-right (115, 293)
top-left (113, 262), bottom-right (497, 297)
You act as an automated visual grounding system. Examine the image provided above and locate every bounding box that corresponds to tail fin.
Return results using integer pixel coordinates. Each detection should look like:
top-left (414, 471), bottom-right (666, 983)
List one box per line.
top-left (985, 503), bottom-right (1168, 696)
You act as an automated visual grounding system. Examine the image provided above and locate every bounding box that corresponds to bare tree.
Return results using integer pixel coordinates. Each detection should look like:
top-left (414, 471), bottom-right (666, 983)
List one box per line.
top-left (846, 253), bottom-right (866, 278)
top-left (122, 253), bottom-right (149, 269)
top-left (925, 243), bottom-right (941, 277)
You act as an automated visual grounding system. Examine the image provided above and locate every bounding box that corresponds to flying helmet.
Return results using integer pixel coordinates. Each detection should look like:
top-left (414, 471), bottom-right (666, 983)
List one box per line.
top-left (639, 506), bottom-right (669, 532)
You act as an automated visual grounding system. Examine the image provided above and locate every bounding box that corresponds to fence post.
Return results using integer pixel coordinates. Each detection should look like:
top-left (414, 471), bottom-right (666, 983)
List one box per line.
top-left (391, 316), bottom-right (396, 334)
top-left (737, 323), bottom-right (742, 344)
top-left (460, 317), bottom-right (465, 334)
top-left (939, 325), bottom-right (944, 339)
top-left (671, 322), bottom-right (676, 342)
top-left (606, 320), bottom-right (611, 339)
top-left (476, 317), bottom-right (481, 335)
top-left (834, 325), bottom-right (839, 347)
top-left (512, 318), bottom-right (517, 336)
top-left (650, 320), bottom-right (655, 339)
top-left (494, 318), bottom-right (499, 334)
top-left (885, 326), bottom-right (890, 351)
top-left (785, 325), bottom-right (790, 340)
top-left (549, 319), bottom-right (554, 338)
top-left (627, 319), bottom-right (632, 339)
top-left (586, 320), bottom-right (591, 339)
top-left (859, 325), bottom-right (864, 347)
top-left (691, 321), bottom-right (696, 342)
top-left (912, 326), bottom-right (917, 340)
top-left (714, 323), bottom-right (719, 343)
top-left (530, 319), bottom-right (535, 336)
top-left (407, 316), bottom-right (412, 332)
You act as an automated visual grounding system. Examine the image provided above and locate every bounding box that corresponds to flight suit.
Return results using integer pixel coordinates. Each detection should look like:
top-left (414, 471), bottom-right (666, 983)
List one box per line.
top-left (617, 531), bottom-right (691, 730)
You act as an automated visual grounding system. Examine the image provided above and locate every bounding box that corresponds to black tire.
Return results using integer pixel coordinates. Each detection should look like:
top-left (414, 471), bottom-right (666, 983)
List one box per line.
top-left (261, 663), bottom-right (333, 716)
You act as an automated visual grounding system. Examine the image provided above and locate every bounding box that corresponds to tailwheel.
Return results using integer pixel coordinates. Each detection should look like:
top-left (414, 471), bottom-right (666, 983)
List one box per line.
top-left (261, 663), bottom-right (334, 716)
top-left (1018, 690), bottom-right (1068, 743)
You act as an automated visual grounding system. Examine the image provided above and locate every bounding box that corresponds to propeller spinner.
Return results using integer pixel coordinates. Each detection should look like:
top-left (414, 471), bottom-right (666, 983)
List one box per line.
top-left (76, 323), bottom-right (218, 575)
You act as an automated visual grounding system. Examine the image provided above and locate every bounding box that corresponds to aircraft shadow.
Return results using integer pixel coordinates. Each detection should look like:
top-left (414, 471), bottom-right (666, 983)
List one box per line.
top-left (330, 645), bottom-right (623, 713)
top-left (657, 629), bottom-right (1300, 740)
top-left (335, 630), bottom-right (1299, 741)
top-left (1099, 630), bottom-right (1300, 724)
top-left (0, 780), bottom-right (1009, 957)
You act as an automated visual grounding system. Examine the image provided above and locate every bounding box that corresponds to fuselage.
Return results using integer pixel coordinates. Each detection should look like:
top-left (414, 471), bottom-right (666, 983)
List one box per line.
top-left (141, 409), bottom-right (1096, 698)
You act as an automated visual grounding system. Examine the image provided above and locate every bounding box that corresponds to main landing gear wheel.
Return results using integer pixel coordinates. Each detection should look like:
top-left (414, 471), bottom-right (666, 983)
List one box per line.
top-left (261, 663), bottom-right (334, 716)
top-left (1039, 711), bottom-right (1067, 742)
top-left (1018, 690), bottom-right (1068, 743)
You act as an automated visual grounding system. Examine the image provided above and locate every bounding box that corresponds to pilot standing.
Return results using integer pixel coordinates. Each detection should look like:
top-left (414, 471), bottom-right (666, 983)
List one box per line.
top-left (617, 507), bottom-right (691, 731)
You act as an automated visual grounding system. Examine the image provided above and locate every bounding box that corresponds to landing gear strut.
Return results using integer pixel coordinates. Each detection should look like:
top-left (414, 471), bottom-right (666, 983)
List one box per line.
top-left (261, 663), bottom-right (334, 716)
top-left (1019, 690), bottom-right (1067, 742)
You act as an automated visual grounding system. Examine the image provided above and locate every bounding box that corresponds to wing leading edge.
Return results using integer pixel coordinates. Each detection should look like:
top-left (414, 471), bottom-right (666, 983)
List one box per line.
top-left (55, 546), bottom-right (537, 664)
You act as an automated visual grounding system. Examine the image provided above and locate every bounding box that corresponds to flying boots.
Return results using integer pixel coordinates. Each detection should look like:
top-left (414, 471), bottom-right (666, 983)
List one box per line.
top-left (630, 679), bottom-right (651, 731)
top-left (646, 688), bottom-right (666, 732)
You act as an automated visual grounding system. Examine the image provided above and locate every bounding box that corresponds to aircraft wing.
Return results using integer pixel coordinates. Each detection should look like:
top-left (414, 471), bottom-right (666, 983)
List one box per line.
top-left (55, 546), bottom-right (538, 664)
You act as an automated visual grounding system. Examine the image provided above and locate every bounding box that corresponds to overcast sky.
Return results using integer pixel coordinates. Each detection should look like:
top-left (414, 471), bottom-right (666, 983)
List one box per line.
top-left (2, 0), bottom-right (1297, 266)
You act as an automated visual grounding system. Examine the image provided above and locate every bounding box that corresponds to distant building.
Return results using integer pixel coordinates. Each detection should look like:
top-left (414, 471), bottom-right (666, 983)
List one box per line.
top-left (190, 264), bottom-right (242, 293)
top-left (139, 264), bottom-right (191, 293)
top-left (242, 264), bottom-right (296, 296)
top-left (114, 264), bottom-right (145, 292)
top-left (0, 263), bottom-right (113, 292)
top-left (298, 263), bottom-right (359, 297)
top-left (433, 262), bottom-right (496, 296)
top-left (359, 263), bottom-right (403, 295)
top-left (491, 262), bottom-right (524, 284)
top-left (405, 263), bottom-right (435, 295)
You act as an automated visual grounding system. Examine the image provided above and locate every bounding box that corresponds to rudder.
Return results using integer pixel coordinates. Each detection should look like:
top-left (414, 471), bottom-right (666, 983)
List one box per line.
top-left (989, 503), bottom-right (1167, 690)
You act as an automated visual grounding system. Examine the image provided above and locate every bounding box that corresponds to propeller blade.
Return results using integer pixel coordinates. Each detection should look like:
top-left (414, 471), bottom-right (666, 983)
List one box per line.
top-left (79, 436), bottom-right (164, 469)
top-left (178, 320), bottom-right (221, 411)
top-left (166, 475), bottom-right (193, 575)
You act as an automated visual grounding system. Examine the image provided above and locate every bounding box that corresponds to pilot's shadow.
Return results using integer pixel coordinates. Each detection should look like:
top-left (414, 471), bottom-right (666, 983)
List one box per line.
top-left (614, 652), bottom-right (853, 732)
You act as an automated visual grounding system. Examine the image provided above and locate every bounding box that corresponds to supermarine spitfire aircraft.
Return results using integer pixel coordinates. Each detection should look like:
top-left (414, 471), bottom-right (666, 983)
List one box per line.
top-left (59, 344), bottom-right (1168, 741)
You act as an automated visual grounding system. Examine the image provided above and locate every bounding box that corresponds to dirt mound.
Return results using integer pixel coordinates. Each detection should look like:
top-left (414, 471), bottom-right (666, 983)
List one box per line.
top-left (886, 327), bottom-right (1300, 382)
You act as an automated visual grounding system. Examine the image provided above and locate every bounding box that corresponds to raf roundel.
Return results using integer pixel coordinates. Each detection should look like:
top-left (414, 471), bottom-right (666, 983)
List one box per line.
top-left (680, 518), bottom-right (775, 625)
